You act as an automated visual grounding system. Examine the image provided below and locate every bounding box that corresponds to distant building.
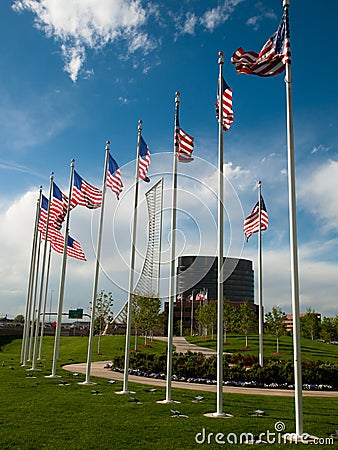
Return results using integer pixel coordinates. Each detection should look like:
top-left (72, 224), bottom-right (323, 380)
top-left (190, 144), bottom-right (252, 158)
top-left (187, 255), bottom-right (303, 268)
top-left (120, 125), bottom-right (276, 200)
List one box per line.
top-left (176, 256), bottom-right (254, 303)
top-left (284, 313), bottom-right (321, 332)
top-left (163, 255), bottom-right (256, 334)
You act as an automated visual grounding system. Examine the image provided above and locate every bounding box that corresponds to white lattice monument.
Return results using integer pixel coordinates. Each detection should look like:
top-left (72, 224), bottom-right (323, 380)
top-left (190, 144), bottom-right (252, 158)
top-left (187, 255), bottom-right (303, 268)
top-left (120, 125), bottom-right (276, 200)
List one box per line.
top-left (113, 178), bottom-right (163, 326)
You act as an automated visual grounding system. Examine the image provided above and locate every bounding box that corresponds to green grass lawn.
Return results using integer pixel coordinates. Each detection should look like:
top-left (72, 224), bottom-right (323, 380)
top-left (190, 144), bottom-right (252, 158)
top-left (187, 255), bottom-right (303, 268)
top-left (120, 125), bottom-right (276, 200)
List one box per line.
top-left (1, 336), bottom-right (338, 449)
top-left (186, 334), bottom-right (338, 362)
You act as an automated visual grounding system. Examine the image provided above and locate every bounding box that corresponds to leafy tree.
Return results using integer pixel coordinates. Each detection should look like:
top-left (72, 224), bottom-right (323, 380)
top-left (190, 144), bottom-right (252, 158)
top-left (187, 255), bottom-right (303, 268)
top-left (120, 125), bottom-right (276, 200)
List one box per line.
top-left (265, 306), bottom-right (287, 353)
top-left (300, 307), bottom-right (321, 340)
top-left (132, 295), bottom-right (161, 347)
top-left (90, 290), bottom-right (114, 354)
top-left (320, 316), bottom-right (336, 342)
top-left (13, 314), bottom-right (25, 323)
top-left (196, 301), bottom-right (217, 339)
top-left (238, 301), bottom-right (257, 348)
top-left (223, 299), bottom-right (236, 343)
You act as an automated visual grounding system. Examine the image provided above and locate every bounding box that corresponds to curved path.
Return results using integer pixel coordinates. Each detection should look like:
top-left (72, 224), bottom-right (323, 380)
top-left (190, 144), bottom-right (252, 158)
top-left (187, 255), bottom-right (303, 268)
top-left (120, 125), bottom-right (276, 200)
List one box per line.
top-left (63, 337), bottom-right (338, 398)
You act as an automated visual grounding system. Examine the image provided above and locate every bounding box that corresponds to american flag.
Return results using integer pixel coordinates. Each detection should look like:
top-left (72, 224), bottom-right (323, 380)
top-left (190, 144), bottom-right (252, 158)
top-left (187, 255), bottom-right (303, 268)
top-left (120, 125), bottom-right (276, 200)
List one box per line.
top-left (243, 196), bottom-right (269, 241)
top-left (139, 136), bottom-right (151, 182)
top-left (38, 194), bottom-right (49, 237)
top-left (50, 229), bottom-right (86, 261)
top-left (107, 153), bottom-right (123, 199)
top-left (72, 171), bottom-right (102, 209)
top-left (176, 127), bottom-right (194, 162)
top-left (231, 10), bottom-right (291, 77)
top-left (175, 102), bottom-right (194, 162)
top-left (51, 182), bottom-right (69, 230)
top-left (216, 77), bottom-right (234, 132)
top-left (38, 195), bottom-right (63, 242)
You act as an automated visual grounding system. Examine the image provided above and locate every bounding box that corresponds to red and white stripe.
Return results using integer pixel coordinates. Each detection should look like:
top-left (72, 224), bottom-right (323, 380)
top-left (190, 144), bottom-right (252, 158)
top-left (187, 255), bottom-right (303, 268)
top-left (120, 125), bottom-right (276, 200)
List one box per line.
top-left (107, 168), bottom-right (123, 199)
top-left (139, 150), bottom-right (151, 181)
top-left (177, 128), bottom-right (194, 162)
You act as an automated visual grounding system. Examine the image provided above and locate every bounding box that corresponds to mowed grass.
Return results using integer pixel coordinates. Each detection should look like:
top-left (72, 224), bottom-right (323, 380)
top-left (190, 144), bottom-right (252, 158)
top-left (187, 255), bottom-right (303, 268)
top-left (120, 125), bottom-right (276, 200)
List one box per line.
top-left (0, 336), bottom-right (338, 450)
top-left (187, 334), bottom-right (338, 362)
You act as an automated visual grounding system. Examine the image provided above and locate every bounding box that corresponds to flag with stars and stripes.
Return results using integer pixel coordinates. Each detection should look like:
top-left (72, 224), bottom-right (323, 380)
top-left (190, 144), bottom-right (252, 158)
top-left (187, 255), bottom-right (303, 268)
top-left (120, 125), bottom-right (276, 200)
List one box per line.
top-left (50, 229), bottom-right (86, 261)
top-left (71, 171), bottom-right (102, 209)
top-left (243, 196), bottom-right (269, 242)
top-left (231, 10), bottom-right (291, 77)
top-left (216, 77), bottom-right (234, 132)
top-left (139, 136), bottom-right (151, 182)
top-left (107, 153), bottom-right (123, 199)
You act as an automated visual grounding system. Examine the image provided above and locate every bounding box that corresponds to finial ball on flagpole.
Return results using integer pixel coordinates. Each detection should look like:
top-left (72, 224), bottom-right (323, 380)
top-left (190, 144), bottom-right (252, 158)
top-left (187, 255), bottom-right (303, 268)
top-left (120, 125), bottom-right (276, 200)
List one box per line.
top-left (219, 51), bottom-right (224, 57)
top-left (106, 140), bottom-right (110, 146)
top-left (283, 0), bottom-right (290, 7)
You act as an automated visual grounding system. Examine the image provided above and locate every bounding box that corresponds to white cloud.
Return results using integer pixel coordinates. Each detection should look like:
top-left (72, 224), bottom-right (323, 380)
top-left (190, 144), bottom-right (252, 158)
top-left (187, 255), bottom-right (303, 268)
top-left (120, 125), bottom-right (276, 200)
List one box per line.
top-left (298, 159), bottom-right (338, 233)
top-left (311, 144), bottom-right (330, 155)
top-left (246, 6), bottom-right (277, 31)
top-left (2, 153), bottom-right (337, 319)
top-left (181, 12), bottom-right (198, 35)
top-left (200, 0), bottom-right (243, 32)
top-left (12, 0), bottom-right (156, 82)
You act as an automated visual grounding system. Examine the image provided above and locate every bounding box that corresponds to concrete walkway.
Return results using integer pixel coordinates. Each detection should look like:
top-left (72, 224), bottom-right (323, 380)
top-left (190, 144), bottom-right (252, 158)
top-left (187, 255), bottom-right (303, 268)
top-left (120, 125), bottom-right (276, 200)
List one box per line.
top-left (154, 336), bottom-right (217, 356)
top-left (62, 361), bottom-right (337, 397)
top-left (62, 336), bottom-right (338, 398)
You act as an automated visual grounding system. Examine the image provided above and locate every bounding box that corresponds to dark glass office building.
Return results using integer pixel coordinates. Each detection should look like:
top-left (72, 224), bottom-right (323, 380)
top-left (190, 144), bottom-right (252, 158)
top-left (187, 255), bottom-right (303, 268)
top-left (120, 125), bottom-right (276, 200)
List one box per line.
top-left (177, 255), bottom-right (254, 304)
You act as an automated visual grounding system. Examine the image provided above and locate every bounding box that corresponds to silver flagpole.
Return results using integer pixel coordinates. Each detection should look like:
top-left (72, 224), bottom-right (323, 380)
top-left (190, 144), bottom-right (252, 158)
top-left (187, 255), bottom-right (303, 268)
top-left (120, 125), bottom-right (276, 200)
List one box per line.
top-left (30, 173), bottom-right (54, 370)
top-left (283, 0), bottom-right (303, 438)
top-left (258, 181), bottom-right (264, 366)
top-left (215, 51), bottom-right (225, 417)
top-left (28, 234), bottom-right (42, 361)
top-left (158, 92), bottom-right (180, 404)
top-left (205, 52), bottom-right (232, 418)
top-left (21, 186), bottom-right (42, 366)
top-left (38, 242), bottom-right (52, 360)
top-left (80, 141), bottom-right (110, 385)
top-left (46, 159), bottom-right (75, 378)
top-left (117, 121), bottom-right (142, 394)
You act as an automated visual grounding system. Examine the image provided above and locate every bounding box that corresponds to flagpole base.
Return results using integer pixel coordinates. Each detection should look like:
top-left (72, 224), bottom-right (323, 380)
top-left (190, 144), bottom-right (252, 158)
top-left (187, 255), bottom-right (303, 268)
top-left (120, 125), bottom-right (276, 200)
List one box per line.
top-left (204, 412), bottom-right (233, 419)
top-left (115, 390), bottom-right (135, 395)
top-left (45, 374), bottom-right (61, 379)
top-left (27, 367), bottom-right (41, 372)
top-left (78, 381), bottom-right (97, 386)
top-left (157, 399), bottom-right (181, 404)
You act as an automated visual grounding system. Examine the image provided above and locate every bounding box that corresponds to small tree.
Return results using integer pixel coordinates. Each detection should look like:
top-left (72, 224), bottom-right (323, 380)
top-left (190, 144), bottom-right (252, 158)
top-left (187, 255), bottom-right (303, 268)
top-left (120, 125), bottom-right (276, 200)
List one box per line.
top-left (223, 299), bottom-right (236, 343)
top-left (265, 306), bottom-right (287, 353)
top-left (238, 301), bottom-right (257, 348)
top-left (13, 314), bottom-right (25, 323)
top-left (320, 316), bottom-right (336, 342)
top-left (195, 301), bottom-right (217, 339)
top-left (91, 290), bottom-right (114, 354)
top-left (300, 307), bottom-right (321, 340)
top-left (132, 295), bottom-right (161, 347)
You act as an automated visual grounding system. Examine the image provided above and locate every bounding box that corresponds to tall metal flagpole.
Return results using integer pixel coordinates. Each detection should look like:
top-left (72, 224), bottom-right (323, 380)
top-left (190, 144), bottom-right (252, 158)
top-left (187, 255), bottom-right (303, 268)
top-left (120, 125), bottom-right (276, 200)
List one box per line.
top-left (117, 121), bottom-right (142, 394)
top-left (158, 92), bottom-right (180, 404)
top-left (21, 186), bottom-right (42, 366)
top-left (46, 159), bottom-right (75, 378)
top-left (205, 52), bottom-right (231, 419)
top-left (258, 181), bottom-right (264, 367)
top-left (215, 51), bottom-right (225, 417)
top-left (283, 0), bottom-right (303, 438)
top-left (38, 242), bottom-right (52, 360)
top-left (28, 235), bottom-right (42, 361)
top-left (30, 173), bottom-right (54, 370)
top-left (80, 141), bottom-right (110, 385)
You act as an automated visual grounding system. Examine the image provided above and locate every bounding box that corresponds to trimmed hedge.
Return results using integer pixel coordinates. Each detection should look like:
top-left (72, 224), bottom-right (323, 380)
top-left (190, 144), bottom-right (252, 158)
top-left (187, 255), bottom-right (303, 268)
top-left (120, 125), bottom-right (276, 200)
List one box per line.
top-left (112, 351), bottom-right (338, 388)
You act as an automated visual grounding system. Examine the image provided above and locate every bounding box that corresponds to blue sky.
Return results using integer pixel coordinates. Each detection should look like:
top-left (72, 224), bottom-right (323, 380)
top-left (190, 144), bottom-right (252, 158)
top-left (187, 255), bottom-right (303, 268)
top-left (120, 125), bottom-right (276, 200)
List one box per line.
top-left (0, 0), bottom-right (337, 319)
